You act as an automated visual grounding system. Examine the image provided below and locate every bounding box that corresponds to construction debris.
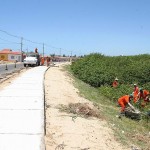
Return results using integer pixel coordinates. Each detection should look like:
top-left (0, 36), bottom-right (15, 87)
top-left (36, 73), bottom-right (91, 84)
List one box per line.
top-left (124, 107), bottom-right (141, 120)
top-left (58, 103), bottom-right (102, 119)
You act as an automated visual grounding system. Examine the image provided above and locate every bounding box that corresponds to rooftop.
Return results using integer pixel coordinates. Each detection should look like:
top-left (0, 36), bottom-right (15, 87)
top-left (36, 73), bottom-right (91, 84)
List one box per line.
top-left (0, 49), bottom-right (21, 55)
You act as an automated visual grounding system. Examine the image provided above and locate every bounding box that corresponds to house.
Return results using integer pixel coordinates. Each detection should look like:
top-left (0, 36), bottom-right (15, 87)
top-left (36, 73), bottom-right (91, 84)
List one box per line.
top-left (0, 49), bottom-right (22, 62)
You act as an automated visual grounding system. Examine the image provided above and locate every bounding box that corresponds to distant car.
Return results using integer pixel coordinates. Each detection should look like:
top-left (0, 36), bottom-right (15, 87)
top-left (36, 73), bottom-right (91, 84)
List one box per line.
top-left (23, 53), bottom-right (40, 67)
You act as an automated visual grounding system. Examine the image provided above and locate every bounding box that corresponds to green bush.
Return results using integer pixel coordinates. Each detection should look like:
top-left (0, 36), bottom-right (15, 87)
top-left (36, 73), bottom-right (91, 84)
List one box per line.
top-left (99, 84), bottom-right (133, 102)
top-left (71, 53), bottom-right (150, 113)
top-left (71, 53), bottom-right (150, 89)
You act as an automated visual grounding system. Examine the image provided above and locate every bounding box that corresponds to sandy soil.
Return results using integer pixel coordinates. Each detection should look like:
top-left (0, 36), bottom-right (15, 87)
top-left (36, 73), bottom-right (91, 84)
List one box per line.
top-left (44, 62), bottom-right (130, 150)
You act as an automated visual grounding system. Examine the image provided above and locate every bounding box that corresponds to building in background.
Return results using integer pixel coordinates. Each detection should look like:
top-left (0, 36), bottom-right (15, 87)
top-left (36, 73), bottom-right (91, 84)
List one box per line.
top-left (0, 49), bottom-right (21, 62)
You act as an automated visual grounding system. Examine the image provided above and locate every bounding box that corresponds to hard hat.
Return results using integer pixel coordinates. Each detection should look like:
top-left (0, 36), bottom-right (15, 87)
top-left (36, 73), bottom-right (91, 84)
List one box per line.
top-left (139, 88), bottom-right (143, 91)
top-left (129, 94), bottom-right (133, 97)
top-left (115, 77), bottom-right (118, 80)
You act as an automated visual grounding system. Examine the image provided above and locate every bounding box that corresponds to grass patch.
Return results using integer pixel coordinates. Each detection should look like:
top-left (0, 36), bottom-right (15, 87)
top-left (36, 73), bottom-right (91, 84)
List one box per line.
top-left (64, 64), bottom-right (150, 150)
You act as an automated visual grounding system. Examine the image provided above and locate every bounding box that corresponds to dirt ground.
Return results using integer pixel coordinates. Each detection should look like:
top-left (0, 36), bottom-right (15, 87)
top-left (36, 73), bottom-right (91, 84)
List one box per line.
top-left (44, 62), bottom-right (130, 150)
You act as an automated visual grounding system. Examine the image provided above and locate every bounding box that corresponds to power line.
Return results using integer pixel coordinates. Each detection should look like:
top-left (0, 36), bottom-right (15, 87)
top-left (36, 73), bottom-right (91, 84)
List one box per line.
top-left (44, 43), bottom-right (60, 49)
top-left (0, 29), bottom-right (21, 39)
top-left (23, 38), bottom-right (43, 45)
top-left (0, 29), bottom-right (73, 54)
top-left (0, 37), bottom-right (20, 44)
top-left (0, 29), bottom-right (43, 45)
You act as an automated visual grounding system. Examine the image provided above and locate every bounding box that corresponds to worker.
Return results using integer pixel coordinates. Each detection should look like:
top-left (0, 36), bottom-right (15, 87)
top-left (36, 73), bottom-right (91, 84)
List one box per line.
top-left (133, 84), bottom-right (139, 103)
top-left (112, 77), bottom-right (119, 87)
top-left (137, 88), bottom-right (150, 103)
top-left (118, 94), bottom-right (135, 115)
top-left (41, 57), bottom-right (45, 66)
top-left (35, 48), bottom-right (38, 53)
top-left (46, 56), bottom-right (51, 67)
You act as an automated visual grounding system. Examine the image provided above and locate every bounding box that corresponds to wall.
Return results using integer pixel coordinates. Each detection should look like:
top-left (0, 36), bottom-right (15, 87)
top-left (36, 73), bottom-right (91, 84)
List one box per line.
top-left (8, 54), bottom-right (21, 62)
top-left (0, 54), bottom-right (8, 61)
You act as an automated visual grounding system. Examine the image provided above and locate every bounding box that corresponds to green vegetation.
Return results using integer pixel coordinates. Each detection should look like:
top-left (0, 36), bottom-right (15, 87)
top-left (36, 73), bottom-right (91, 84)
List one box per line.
top-left (67, 53), bottom-right (150, 149)
top-left (71, 53), bottom-right (150, 111)
top-left (71, 53), bottom-right (150, 87)
top-left (66, 67), bottom-right (150, 149)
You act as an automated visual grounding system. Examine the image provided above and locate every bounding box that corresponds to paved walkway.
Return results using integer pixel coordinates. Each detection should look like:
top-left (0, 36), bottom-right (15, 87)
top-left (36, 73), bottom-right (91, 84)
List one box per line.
top-left (0, 66), bottom-right (47, 150)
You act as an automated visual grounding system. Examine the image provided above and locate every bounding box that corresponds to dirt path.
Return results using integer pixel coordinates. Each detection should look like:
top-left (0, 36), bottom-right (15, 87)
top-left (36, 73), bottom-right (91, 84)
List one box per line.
top-left (44, 62), bottom-right (130, 150)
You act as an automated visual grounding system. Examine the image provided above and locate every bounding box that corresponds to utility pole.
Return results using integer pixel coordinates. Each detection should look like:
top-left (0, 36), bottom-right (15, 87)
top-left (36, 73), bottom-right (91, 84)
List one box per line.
top-left (59, 48), bottom-right (61, 57)
top-left (20, 37), bottom-right (23, 62)
top-left (26, 47), bottom-right (28, 54)
top-left (43, 43), bottom-right (44, 57)
top-left (70, 51), bottom-right (72, 62)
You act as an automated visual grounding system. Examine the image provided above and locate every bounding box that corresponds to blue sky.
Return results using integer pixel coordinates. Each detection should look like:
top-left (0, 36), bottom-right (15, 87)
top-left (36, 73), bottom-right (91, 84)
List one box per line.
top-left (0, 0), bottom-right (150, 56)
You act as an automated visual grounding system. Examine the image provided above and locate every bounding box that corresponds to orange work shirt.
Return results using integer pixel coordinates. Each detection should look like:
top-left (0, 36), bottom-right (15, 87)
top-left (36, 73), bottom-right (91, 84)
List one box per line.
top-left (134, 86), bottom-right (139, 95)
top-left (112, 80), bottom-right (118, 87)
top-left (118, 95), bottom-right (130, 112)
top-left (41, 57), bottom-right (45, 65)
top-left (139, 90), bottom-right (149, 99)
top-left (133, 86), bottom-right (139, 103)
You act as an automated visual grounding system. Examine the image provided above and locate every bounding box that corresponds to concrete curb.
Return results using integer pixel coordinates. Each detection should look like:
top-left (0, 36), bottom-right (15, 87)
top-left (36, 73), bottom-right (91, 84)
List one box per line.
top-left (43, 66), bottom-right (50, 137)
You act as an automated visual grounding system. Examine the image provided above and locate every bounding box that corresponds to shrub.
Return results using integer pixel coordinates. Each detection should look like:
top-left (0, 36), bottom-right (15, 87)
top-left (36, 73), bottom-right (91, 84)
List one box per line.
top-left (71, 53), bottom-right (150, 89)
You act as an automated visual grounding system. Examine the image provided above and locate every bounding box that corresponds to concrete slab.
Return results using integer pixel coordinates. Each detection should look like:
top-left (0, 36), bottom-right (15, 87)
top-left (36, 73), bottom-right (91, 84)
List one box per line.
top-left (4, 83), bottom-right (43, 89)
top-left (0, 110), bottom-right (44, 134)
top-left (0, 66), bottom-right (47, 150)
top-left (0, 97), bottom-right (43, 109)
top-left (12, 78), bottom-right (43, 84)
top-left (0, 134), bottom-right (45, 150)
top-left (0, 89), bottom-right (43, 97)
top-left (14, 77), bottom-right (43, 82)
top-left (4, 84), bottom-right (43, 90)
top-left (11, 80), bottom-right (43, 85)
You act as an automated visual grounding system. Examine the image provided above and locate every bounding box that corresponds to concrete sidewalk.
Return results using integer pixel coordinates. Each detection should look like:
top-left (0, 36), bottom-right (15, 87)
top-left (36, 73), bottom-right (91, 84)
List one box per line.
top-left (0, 66), bottom-right (47, 150)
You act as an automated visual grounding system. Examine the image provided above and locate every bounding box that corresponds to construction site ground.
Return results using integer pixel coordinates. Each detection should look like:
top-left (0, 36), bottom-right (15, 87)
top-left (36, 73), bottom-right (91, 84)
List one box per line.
top-left (0, 63), bottom-right (132, 150)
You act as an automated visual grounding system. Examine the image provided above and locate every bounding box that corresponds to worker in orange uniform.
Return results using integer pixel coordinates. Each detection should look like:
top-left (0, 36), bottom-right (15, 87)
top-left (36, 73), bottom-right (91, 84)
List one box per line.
top-left (137, 88), bottom-right (150, 103)
top-left (118, 94), bottom-right (135, 115)
top-left (112, 77), bottom-right (119, 87)
top-left (41, 57), bottom-right (45, 66)
top-left (46, 56), bottom-right (51, 67)
top-left (133, 84), bottom-right (139, 103)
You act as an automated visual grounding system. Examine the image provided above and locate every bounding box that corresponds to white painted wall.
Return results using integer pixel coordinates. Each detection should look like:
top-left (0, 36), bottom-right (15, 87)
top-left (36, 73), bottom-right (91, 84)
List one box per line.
top-left (8, 54), bottom-right (21, 62)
